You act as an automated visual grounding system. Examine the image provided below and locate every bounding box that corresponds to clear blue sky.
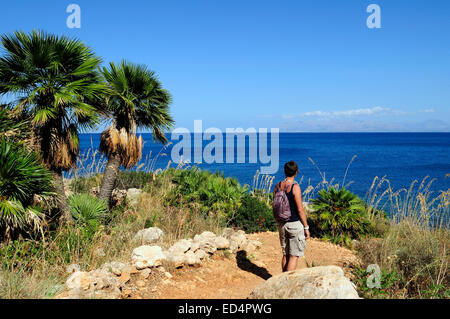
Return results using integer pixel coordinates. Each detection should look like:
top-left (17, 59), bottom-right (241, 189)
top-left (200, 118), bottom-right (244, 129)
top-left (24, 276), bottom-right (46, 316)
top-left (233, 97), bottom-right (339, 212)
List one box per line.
top-left (0, 0), bottom-right (449, 132)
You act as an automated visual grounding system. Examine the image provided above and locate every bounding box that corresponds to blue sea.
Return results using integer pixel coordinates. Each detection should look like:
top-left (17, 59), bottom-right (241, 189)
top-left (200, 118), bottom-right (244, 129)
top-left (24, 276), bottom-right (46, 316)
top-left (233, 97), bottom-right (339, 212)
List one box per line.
top-left (77, 132), bottom-right (450, 202)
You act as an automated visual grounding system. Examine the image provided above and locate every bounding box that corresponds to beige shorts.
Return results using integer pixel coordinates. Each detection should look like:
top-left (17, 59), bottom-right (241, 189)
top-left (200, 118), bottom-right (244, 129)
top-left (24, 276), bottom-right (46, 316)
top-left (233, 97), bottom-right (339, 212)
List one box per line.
top-left (278, 221), bottom-right (306, 257)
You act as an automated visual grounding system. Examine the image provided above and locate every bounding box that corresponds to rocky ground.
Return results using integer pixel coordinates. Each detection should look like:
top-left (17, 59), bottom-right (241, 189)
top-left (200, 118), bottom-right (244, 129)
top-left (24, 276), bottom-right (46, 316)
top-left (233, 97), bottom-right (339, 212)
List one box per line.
top-left (56, 228), bottom-right (361, 299)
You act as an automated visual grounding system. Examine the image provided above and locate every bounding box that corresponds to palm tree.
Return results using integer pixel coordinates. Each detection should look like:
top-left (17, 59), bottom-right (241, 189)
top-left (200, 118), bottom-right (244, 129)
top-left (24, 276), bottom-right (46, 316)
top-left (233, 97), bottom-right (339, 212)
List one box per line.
top-left (98, 61), bottom-right (173, 207)
top-left (0, 139), bottom-right (53, 239)
top-left (0, 30), bottom-right (104, 223)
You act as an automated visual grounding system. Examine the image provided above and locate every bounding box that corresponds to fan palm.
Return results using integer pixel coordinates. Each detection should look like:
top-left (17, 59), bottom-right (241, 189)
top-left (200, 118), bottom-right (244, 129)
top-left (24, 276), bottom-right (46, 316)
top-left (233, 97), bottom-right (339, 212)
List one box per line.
top-left (0, 30), bottom-right (104, 223)
top-left (310, 187), bottom-right (372, 245)
top-left (0, 139), bottom-right (53, 239)
top-left (98, 61), bottom-right (173, 207)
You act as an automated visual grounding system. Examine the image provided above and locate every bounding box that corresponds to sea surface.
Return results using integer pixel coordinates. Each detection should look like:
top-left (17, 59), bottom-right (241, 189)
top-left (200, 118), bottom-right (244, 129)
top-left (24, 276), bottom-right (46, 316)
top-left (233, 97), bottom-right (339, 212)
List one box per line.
top-left (77, 132), bottom-right (450, 202)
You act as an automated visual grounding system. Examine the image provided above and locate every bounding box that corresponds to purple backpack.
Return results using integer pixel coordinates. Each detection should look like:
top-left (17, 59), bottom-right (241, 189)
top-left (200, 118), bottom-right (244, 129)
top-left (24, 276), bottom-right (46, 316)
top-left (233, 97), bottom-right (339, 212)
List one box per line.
top-left (272, 181), bottom-right (298, 222)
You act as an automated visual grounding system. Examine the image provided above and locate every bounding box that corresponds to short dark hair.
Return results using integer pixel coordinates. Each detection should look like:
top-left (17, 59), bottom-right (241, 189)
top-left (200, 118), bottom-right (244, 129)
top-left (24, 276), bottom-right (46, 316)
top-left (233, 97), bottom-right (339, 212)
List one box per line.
top-left (284, 161), bottom-right (299, 177)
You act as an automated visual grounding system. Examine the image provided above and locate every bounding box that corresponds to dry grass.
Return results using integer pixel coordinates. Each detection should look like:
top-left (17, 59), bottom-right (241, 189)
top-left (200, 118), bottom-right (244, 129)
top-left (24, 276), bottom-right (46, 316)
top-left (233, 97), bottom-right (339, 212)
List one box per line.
top-left (0, 170), bottom-right (226, 299)
top-left (356, 176), bottom-right (449, 298)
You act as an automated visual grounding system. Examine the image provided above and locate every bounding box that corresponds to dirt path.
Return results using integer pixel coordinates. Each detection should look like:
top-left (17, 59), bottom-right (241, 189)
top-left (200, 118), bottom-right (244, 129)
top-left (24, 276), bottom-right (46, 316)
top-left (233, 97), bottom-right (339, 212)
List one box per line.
top-left (130, 232), bottom-right (359, 299)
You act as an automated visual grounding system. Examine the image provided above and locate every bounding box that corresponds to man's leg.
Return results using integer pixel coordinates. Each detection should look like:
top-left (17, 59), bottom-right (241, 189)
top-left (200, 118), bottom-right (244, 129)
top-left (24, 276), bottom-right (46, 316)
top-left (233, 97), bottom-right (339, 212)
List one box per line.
top-left (282, 255), bottom-right (289, 272)
top-left (286, 255), bottom-right (299, 271)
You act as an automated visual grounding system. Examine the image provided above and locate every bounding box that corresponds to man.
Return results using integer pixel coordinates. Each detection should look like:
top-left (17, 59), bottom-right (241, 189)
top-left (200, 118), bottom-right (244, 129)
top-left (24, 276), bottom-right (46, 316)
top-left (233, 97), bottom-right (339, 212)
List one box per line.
top-left (273, 161), bottom-right (310, 272)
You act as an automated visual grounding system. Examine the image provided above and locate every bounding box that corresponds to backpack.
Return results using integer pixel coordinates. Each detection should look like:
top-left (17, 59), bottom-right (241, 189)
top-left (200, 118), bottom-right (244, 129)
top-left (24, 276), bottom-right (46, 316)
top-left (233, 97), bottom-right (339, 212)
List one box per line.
top-left (272, 181), bottom-right (298, 223)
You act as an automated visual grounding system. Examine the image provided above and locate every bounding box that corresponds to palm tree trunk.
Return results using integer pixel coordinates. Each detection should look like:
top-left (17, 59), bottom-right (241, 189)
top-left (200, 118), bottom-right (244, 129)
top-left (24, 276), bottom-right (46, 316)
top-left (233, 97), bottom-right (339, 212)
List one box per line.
top-left (51, 169), bottom-right (73, 224)
top-left (99, 153), bottom-right (121, 208)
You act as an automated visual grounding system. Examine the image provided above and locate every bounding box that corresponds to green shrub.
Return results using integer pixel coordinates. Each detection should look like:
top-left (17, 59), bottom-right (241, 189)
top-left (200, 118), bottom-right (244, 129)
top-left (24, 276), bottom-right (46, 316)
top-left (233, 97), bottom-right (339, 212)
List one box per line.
top-left (114, 170), bottom-right (154, 190)
top-left (353, 267), bottom-right (400, 299)
top-left (69, 174), bottom-right (102, 193)
top-left (0, 139), bottom-right (53, 239)
top-left (68, 193), bottom-right (109, 236)
top-left (230, 193), bottom-right (277, 233)
top-left (309, 187), bottom-right (376, 245)
top-left (165, 167), bottom-right (247, 217)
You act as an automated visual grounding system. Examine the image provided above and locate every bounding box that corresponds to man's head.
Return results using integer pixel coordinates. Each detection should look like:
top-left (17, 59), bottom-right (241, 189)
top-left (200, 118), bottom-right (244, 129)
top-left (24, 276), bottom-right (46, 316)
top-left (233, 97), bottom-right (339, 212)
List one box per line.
top-left (284, 161), bottom-right (299, 177)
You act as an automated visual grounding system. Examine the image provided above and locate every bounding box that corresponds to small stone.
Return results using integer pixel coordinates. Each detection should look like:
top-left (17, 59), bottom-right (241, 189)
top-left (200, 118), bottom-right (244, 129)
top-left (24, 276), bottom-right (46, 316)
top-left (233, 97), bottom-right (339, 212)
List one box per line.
top-left (121, 288), bottom-right (132, 297)
top-left (140, 268), bottom-right (152, 279)
top-left (102, 261), bottom-right (127, 276)
top-left (119, 272), bottom-right (131, 284)
top-left (136, 280), bottom-right (146, 288)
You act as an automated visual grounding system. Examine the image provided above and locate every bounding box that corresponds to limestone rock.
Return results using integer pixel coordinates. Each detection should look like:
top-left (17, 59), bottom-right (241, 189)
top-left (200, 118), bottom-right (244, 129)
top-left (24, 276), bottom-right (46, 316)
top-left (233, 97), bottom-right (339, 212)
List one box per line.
top-left (168, 239), bottom-right (192, 255)
top-left (127, 188), bottom-right (142, 206)
top-left (183, 250), bottom-right (201, 266)
top-left (139, 268), bottom-right (152, 279)
top-left (101, 261), bottom-right (127, 276)
top-left (134, 227), bottom-right (164, 244)
top-left (65, 269), bottom-right (122, 299)
top-left (166, 253), bottom-right (185, 268)
top-left (214, 236), bottom-right (230, 250)
top-left (131, 245), bottom-right (166, 269)
top-left (249, 266), bottom-right (360, 299)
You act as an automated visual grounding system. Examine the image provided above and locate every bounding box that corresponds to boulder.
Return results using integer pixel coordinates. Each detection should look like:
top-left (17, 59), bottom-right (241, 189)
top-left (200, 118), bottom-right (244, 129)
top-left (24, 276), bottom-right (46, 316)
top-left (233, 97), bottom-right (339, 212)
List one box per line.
top-left (229, 232), bottom-right (247, 253)
top-left (193, 232), bottom-right (217, 254)
top-left (65, 269), bottom-right (122, 299)
top-left (127, 188), bottom-right (142, 206)
top-left (131, 245), bottom-right (166, 269)
top-left (166, 253), bottom-right (185, 268)
top-left (183, 250), bottom-right (201, 266)
top-left (214, 236), bottom-right (230, 250)
top-left (194, 249), bottom-right (207, 260)
top-left (249, 266), bottom-right (360, 299)
top-left (66, 271), bottom-right (91, 291)
top-left (221, 228), bottom-right (235, 239)
top-left (134, 227), bottom-right (164, 244)
top-left (111, 189), bottom-right (127, 207)
top-left (168, 239), bottom-right (192, 255)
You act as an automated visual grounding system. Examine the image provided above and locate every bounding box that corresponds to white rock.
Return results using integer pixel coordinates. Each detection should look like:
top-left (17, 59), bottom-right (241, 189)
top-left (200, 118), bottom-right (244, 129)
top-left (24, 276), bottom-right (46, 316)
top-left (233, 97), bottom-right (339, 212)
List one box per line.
top-left (221, 228), bottom-right (235, 239)
top-left (66, 271), bottom-right (90, 290)
top-left (168, 239), bottom-right (192, 255)
top-left (199, 231), bottom-right (216, 239)
top-left (249, 266), bottom-right (360, 299)
top-left (190, 241), bottom-right (200, 252)
top-left (140, 268), bottom-right (152, 279)
top-left (166, 253), bottom-right (185, 268)
top-left (229, 233), bottom-right (247, 252)
top-left (214, 236), bottom-right (230, 250)
top-left (134, 227), bottom-right (163, 244)
top-left (194, 249), bottom-right (207, 260)
top-left (126, 188), bottom-right (142, 206)
top-left (183, 250), bottom-right (201, 266)
top-left (101, 261), bottom-right (127, 276)
top-left (131, 245), bottom-right (166, 269)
